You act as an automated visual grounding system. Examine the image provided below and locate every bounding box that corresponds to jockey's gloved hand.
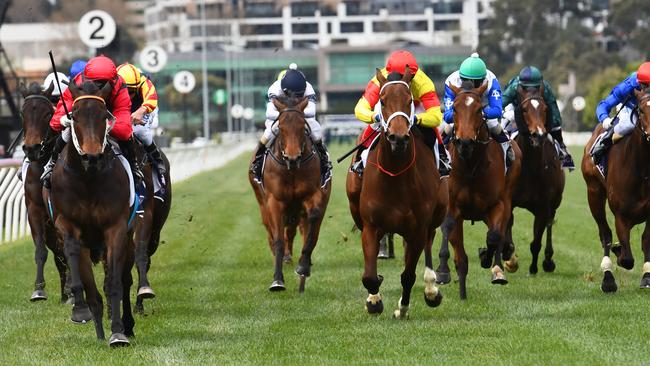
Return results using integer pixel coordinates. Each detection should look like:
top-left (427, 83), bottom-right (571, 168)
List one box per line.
top-left (412, 115), bottom-right (420, 125)
top-left (602, 117), bottom-right (613, 130)
top-left (503, 109), bottom-right (515, 123)
top-left (60, 114), bottom-right (72, 128)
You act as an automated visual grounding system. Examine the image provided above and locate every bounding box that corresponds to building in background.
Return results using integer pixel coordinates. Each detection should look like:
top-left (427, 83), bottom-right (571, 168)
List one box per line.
top-left (144, 0), bottom-right (494, 132)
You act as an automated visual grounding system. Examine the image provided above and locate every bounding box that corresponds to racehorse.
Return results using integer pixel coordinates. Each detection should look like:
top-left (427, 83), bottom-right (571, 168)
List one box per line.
top-left (435, 81), bottom-right (521, 300)
top-left (507, 85), bottom-right (565, 274)
top-left (249, 95), bottom-right (332, 292)
top-left (133, 145), bottom-right (172, 314)
top-left (346, 68), bottom-right (448, 317)
top-left (49, 81), bottom-right (135, 346)
top-left (582, 88), bottom-right (650, 292)
top-left (19, 82), bottom-right (70, 303)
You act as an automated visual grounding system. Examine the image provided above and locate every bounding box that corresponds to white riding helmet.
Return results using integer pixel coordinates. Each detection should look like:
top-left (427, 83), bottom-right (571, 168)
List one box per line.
top-left (43, 72), bottom-right (70, 96)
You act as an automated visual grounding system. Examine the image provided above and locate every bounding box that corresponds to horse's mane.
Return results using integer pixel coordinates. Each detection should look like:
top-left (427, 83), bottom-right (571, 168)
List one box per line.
top-left (80, 81), bottom-right (101, 95)
top-left (460, 80), bottom-right (476, 91)
top-left (276, 94), bottom-right (304, 108)
top-left (26, 82), bottom-right (44, 95)
top-left (387, 72), bottom-right (403, 82)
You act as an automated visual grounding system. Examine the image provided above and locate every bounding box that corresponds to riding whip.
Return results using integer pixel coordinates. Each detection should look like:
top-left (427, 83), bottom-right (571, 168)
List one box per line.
top-left (336, 131), bottom-right (377, 163)
top-left (48, 51), bottom-right (71, 119)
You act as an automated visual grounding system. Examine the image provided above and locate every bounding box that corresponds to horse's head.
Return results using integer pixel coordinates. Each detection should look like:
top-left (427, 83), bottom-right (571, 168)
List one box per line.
top-left (449, 81), bottom-right (488, 160)
top-left (19, 82), bottom-right (54, 160)
top-left (634, 88), bottom-right (650, 143)
top-left (272, 95), bottom-right (309, 169)
top-left (67, 80), bottom-right (114, 171)
top-left (517, 83), bottom-right (547, 147)
top-left (376, 67), bottom-right (414, 153)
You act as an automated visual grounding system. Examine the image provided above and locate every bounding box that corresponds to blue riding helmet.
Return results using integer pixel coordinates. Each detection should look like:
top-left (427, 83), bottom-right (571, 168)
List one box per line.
top-left (69, 60), bottom-right (87, 79)
top-left (281, 69), bottom-right (307, 97)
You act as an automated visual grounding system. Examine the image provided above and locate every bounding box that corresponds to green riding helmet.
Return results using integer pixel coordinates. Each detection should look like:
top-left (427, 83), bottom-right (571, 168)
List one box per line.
top-left (519, 66), bottom-right (543, 87)
top-left (459, 52), bottom-right (487, 80)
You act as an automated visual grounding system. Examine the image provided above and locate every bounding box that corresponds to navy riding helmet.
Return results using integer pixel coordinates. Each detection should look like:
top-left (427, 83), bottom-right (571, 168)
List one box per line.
top-left (281, 69), bottom-right (307, 97)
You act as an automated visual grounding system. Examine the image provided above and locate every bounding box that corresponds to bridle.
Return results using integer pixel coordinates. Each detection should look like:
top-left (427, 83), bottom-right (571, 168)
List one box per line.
top-left (267, 107), bottom-right (314, 170)
top-left (378, 80), bottom-right (415, 131)
top-left (21, 94), bottom-right (55, 162)
top-left (634, 93), bottom-right (650, 143)
top-left (69, 95), bottom-right (115, 156)
top-left (517, 95), bottom-right (548, 139)
top-left (450, 89), bottom-right (490, 145)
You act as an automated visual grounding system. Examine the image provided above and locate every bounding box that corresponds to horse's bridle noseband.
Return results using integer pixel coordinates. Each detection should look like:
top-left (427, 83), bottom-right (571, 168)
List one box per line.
top-left (378, 80), bottom-right (415, 131)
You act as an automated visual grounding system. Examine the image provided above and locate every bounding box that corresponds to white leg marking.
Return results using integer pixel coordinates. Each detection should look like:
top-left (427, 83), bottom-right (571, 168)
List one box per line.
top-left (643, 261), bottom-right (650, 274)
top-left (393, 297), bottom-right (409, 319)
top-left (601, 256), bottom-right (613, 272)
top-left (423, 267), bottom-right (439, 299)
top-left (366, 293), bottom-right (382, 305)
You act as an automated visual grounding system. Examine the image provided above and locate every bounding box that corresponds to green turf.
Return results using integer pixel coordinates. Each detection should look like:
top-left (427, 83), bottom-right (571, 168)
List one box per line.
top-left (1, 144), bottom-right (648, 365)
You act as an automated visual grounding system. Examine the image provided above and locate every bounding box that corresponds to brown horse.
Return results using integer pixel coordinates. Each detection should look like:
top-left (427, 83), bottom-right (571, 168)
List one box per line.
top-left (19, 82), bottom-right (70, 303)
top-left (133, 145), bottom-right (172, 314)
top-left (507, 85), bottom-right (565, 274)
top-left (582, 88), bottom-right (650, 292)
top-left (49, 81), bottom-right (135, 346)
top-left (435, 81), bottom-right (521, 300)
top-left (249, 96), bottom-right (331, 292)
top-left (346, 69), bottom-right (448, 317)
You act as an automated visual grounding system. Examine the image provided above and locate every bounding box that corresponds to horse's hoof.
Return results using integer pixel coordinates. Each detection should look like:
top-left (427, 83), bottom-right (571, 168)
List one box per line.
top-left (295, 264), bottom-right (310, 278)
top-left (504, 255), bottom-right (519, 273)
top-left (434, 271), bottom-right (451, 285)
top-left (618, 257), bottom-right (634, 271)
top-left (601, 271), bottom-right (617, 293)
top-left (478, 248), bottom-right (491, 269)
top-left (269, 280), bottom-right (286, 292)
top-left (109, 333), bottom-right (130, 347)
top-left (639, 273), bottom-right (650, 289)
top-left (283, 254), bottom-right (293, 264)
top-left (529, 264), bottom-right (538, 275)
top-left (542, 259), bottom-right (556, 273)
top-left (30, 289), bottom-right (47, 302)
top-left (424, 291), bottom-right (443, 308)
top-left (71, 305), bottom-right (93, 324)
top-left (393, 304), bottom-right (409, 319)
top-left (134, 303), bottom-right (144, 315)
top-left (137, 286), bottom-right (156, 300)
top-left (365, 293), bottom-right (383, 315)
top-left (491, 266), bottom-right (508, 285)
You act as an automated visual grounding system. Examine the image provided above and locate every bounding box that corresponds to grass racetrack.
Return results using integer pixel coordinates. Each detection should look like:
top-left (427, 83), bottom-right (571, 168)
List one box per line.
top-left (1, 144), bottom-right (649, 365)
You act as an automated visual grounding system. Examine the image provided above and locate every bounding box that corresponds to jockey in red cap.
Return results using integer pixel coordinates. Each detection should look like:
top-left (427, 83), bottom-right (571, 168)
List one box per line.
top-left (40, 55), bottom-right (141, 188)
top-left (353, 50), bottom-right (449, 177)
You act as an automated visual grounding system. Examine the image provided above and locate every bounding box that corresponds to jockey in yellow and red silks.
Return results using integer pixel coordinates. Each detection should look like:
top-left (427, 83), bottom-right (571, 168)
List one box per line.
top-left (352, 50), bottom-right (450, 177)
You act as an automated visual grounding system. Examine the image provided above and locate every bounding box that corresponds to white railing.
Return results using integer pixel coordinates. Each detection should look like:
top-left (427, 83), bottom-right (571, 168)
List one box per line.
top-left (0, 134), bottom-right (257, 245)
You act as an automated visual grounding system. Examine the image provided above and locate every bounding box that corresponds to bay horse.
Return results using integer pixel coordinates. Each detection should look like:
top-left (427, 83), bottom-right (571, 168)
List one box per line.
top-left (19, 82), bottom-right (70, 303)
top-left (49, 81), bottom-right (135, 346)
top-left (133, 145), bottom-right (172, 314)
top-left (582, 88), bottom-right (650, 292)
top-left (249, 95), bottom-right (331, 292)
top-left (435, 81), bottom-right (521, 299)
top-left (346, 68), bottom-right (448, 317)
top-left (507, 85), bottom-right (565, 274)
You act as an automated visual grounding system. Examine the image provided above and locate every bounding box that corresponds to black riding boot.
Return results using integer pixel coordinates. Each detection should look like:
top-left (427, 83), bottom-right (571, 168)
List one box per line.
top-left (144, 141), bottom-right (167, 185)
top-left (590, 128), bottom-right (614, 163)
top-left (351, 147), bottom-right (365, 176)
top-left (40, 134), bottom-right (67, 189)
top-left (118, 138), bottom-right (144, 186)
top-left (492, 130), bottom-right (515, 167)
top-left (550, 129), bottom-right (575, 170)
top-left (314, 141), bottom-right (332, 186)
top-left (250, 142), bottom-right (266, 183)
top-left (437, 142), bottom-right (451, 178)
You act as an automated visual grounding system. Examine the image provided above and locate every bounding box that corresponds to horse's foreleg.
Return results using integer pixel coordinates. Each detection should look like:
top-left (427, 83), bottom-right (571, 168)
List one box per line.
top-left (105, 222), bottom-right (130, 347)
top-left (485, 202), bottom-right (508, 285)
top-left (435, 213), bottom-right (455, 284)
top-left (361, 225), bottom-right (384, 314)
top-left (529, 214), bottom-right (547, 275)
top-left (27, 208), bottom-right (48, 301)
top-left (423, 229), bottom-right (443, 308)
top-left (56, 218), bottom-right (92, 324)
top-left (295, 203), bottom-right (324, 283)
top-left (542, 214), bottom-right (556, 273)
top-left (134, 208), bottom-right (155, 303)
top-left (78, 249), bottom-right (105, 341)
top-left (640, 221), bottom-right (650, 289)
top-left (267, 198), bottom-right (287, 291)
top-left (586, 184), bottom-right (616, 292)
top-left (448, 220), bottom-right (468, 300)
top-left (503, 214), bottom-right (519, 273)
top-left (394, 235), bottom-right (424, 319)
top-left (122, 237), bottom-right (135, 338)
top-left (284, 221), bottom-right (297, 263)
top-left (613, 215), bottom-right (634, 270)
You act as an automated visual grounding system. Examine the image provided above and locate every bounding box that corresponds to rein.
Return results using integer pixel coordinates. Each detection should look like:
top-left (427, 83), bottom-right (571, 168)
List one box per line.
top-left (634, 96), bottom-right (650, 143)
top-left (367, 133), bottom-right (417, 177)
top-left (267, 108), bottom-right (315, 170)
top-left (69, 95), bottom-right (115, 156)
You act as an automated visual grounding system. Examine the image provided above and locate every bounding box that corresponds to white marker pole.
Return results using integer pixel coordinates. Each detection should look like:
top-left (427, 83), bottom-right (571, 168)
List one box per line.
top-left (200, 0), bottom-right (210, 140)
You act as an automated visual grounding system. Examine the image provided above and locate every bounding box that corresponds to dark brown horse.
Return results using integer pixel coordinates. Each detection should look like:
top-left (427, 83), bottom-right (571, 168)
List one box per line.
top-left (435, 82), bottom-right (521, 300)
top-left (346, 69), bottom-right (448, 317)
top-left (249, 96), bottom-right (331, 292)
top-left (582, 88), bottom-right (650, 292)
top-left (19, 82), bottom-right (70, 303)
top-left (49, 81), bottom-right (135, 346)
top-left (507, 85), bottom-right (565, 274)
top-left (133, 145), bottom-right (172, 314)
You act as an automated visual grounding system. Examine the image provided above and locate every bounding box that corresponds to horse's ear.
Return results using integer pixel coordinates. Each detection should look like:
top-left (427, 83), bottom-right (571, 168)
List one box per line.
top-left (19, 83), bottom-right (28, 98)
top-left (296, 97), bottom-right (309, 112)
top-left (538, 82), bottom-right (544, 96)
top-left (634, 87), bottom-right (644, 101)
top-left (516, 83), bottom-right (524, 96)
top-left (43, 82), bottom-right (54, 97)
top-left (449, 83), bottom-right (461, 95)
top-left (476, 82), bottom-right (488, 95)
top-left (376, 68), bottom-right (387, 85)
top-left (68, 81), bottom-right (81, 99)
top-left (402, 66), bottom-right (414, 83)
top-left (99, 80), bottom-right (113, 102)
top-left (272, 98), bottom-right (286, 111)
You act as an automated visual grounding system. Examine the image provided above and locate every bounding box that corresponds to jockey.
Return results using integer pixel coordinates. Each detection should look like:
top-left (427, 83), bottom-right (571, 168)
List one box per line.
top-left (69, 59), bottom-right (87, 79)
top-left (591, 62), bottom-right (650, 161)
top-left (250, 63), bottom-right (332, 185)
top-left (40, 55), bottom-right (140, 189)
top-left (501, 66), bottom-right (575, 169)
top-left (443, 53), bottom-right (515, 166)
top-left (42, 72), bottom-right (69, 105)
top-left (353, 50), bottom-right (449, 177)
top-left (117, 62), bottom-right (166, 185)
